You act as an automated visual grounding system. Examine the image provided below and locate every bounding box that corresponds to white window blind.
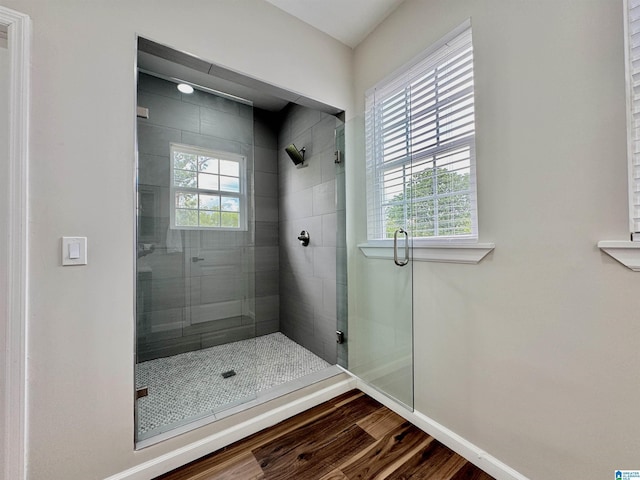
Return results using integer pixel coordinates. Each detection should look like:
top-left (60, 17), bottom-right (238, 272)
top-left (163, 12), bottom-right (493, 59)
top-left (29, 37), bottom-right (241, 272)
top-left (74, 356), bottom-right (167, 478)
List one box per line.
top-left (365, 22), bottom-right (478, 241)
top-left (626, 0), bottom-right (640, 236)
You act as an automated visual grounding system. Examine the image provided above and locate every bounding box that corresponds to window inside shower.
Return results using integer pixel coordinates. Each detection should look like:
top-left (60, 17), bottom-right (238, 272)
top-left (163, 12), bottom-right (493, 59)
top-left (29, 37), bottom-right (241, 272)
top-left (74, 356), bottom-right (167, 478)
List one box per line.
top-left (135, 38), bottom-right (347, 446)
top-left (169, 144), bottom-right (247, 230)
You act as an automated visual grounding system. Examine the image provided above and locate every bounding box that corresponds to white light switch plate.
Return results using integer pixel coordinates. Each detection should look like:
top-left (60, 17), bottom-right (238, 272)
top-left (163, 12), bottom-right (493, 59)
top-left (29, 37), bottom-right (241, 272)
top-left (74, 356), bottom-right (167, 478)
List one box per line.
top-left (62, 237), bottom-right (87, 266)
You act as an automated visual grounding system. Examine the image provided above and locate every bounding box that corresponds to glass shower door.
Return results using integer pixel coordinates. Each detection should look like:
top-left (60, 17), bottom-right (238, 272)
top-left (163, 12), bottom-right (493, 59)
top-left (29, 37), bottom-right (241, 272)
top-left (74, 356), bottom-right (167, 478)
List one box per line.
top-left (346, 115), bottom-right (414, 409)
top-left (134, 67), bottom-right (258, 443)
top-left (335, 123), bottom-right (348, 368)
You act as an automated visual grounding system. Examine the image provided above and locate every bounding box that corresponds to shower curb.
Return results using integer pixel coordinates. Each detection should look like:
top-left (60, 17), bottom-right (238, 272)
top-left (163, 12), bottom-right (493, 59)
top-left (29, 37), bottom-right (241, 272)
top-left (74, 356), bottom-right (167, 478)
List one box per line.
top-left (103, 374), bottom-right (355, 480)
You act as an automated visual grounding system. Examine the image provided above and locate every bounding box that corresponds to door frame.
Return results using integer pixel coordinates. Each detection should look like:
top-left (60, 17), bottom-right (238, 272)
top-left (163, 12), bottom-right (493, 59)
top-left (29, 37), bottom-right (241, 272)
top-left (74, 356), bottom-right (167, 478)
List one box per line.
top-left (1, 6), bottom-right (31, 480)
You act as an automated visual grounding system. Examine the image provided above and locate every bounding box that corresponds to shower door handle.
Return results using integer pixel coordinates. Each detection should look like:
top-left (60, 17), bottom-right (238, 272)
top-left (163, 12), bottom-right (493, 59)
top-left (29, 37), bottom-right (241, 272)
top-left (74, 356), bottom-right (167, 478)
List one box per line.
top-left (393, 228), bottom-right (409, 267)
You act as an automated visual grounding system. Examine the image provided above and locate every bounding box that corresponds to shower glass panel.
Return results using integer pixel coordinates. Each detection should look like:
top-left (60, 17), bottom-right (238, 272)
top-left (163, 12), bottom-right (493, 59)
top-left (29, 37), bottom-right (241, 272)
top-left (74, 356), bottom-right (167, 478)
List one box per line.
top-left (346, 114), bottom-right (414, 409)
top-left (335, 124), bottom-right (348, 368)
top-left (135, 70), bottom-right (257, 442)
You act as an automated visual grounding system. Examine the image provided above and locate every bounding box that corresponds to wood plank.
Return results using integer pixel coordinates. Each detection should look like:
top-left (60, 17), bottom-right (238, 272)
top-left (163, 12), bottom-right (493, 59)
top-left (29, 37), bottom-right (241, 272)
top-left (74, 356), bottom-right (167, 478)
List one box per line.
top-left (450, 462), bottom-right (496, 480)
top-left (252, 393), bottom-right (382, 469)
top-left (156, 390), bottom-right (366, 480)
top-left (356, 407), bottom-right (406, 440)
top-left (319, 469), bottom-right (349, 480)
top-left (255, 424), bottom-right (376, 480)
top-left (160, 452), bottom-right (262, 480)
top-left (385, 439), bottom-right (468, 480)
top-left (331, 389), bottom-right (365, 408)
top-left (340, 422), bottom-right (433, 479)
top-left (203, 452), bottom-right (264, 480)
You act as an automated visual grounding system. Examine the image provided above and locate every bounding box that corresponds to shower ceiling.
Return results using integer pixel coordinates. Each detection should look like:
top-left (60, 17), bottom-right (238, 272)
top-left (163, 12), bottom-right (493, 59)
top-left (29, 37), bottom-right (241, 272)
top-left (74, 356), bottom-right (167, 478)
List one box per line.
top-left (137, 38), bottom-right (341, 114)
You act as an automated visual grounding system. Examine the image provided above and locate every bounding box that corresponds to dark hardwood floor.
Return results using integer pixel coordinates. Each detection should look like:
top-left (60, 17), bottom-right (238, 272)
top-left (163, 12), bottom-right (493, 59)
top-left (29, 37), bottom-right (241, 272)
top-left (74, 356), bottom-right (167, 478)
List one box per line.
top-left (155, 390), bottom-right (495, 480)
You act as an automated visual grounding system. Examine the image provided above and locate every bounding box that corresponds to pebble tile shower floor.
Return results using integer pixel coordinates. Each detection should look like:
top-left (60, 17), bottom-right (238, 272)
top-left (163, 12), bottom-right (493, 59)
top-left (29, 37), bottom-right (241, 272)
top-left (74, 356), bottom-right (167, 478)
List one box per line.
top-left (136, 333), bottom-right (331, 437)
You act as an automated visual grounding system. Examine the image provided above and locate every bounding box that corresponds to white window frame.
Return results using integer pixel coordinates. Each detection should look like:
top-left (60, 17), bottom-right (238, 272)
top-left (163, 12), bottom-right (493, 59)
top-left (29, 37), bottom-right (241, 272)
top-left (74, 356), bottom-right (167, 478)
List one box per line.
top-left (365, 20), bottom-right (478, 245)
top-left (169, 143), bottom-right (247, 231)
top-left (625, 0), bottom-right (640, 239)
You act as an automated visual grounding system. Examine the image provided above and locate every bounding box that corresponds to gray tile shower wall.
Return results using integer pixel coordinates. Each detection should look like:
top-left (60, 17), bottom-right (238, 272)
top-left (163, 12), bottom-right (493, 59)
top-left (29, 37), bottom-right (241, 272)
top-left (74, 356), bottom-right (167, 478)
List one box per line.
top-left (253, 108), bottom-right (280, 337)
top-left (136, 73), bottom-right (279, 361)
top-left (278, 104), bottom-right (340, 364)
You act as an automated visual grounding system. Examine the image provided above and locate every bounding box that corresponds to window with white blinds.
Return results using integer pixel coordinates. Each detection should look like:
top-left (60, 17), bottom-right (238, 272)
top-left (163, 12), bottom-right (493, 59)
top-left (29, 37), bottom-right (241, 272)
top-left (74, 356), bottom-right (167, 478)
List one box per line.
top-left (626, 0), bottom-right (640, 238)
top-left (365, 22), bottom-right (478, 241)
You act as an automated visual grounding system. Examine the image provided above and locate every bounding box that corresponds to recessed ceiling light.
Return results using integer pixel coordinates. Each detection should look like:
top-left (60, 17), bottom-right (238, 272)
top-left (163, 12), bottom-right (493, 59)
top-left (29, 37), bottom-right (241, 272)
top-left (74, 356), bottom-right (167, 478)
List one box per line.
top-left (177, 83), bottom-right (194, 94)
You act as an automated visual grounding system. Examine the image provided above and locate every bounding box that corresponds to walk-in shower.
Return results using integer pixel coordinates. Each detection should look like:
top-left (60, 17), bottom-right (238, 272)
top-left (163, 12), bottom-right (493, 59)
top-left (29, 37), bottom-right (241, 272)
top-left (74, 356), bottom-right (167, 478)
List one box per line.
top-left (134, 38), bottom-right (347, 445)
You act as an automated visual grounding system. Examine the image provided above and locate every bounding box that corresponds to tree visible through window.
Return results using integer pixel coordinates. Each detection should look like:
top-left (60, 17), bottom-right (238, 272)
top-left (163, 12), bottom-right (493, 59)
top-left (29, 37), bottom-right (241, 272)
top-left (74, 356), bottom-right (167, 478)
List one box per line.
top-left (384, 146), bottom-right (473, 238)
top-left (170, 144), bottom-right (246, 230)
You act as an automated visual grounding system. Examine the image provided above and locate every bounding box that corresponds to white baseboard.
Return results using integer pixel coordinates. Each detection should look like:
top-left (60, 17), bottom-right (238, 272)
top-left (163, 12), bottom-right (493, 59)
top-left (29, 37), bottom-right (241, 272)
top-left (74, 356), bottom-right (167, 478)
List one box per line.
top-left (104, 376), bottom-right (356, 480)
top-left (351, 376), bottom-right (530, 480)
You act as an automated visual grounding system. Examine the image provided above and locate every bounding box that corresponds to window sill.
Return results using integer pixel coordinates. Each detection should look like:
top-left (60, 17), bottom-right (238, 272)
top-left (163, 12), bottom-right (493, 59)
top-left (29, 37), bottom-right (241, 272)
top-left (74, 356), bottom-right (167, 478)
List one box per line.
top-left (597, 240), bottom-right (640, 271)
top-left (357, 241), bottom-right (495, 264)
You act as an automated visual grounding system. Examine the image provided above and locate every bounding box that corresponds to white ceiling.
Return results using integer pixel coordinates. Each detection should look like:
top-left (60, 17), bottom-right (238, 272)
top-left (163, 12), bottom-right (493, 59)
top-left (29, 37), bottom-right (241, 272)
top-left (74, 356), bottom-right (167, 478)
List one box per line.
top-left (264, 0), bottom-right (405, 48)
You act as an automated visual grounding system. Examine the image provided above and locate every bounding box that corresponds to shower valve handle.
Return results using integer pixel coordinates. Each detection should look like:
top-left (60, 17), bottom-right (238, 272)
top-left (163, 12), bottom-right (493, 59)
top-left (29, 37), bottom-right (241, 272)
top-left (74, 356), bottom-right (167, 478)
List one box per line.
top-left (298, 230), bottom-right (310, 247)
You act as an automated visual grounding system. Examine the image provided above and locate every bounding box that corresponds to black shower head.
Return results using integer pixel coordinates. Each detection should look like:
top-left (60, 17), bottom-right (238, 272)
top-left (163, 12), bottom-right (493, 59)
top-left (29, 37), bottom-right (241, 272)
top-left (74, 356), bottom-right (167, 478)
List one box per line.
top-left (285, 144), bottom-right (306, 165)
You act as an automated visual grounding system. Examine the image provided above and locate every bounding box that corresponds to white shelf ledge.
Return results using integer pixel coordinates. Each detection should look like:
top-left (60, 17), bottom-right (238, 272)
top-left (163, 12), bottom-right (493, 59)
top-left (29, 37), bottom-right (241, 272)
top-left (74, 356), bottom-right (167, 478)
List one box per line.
top-left (597, 240), bottom-right (640, 271)
top-left (358, 242), bottom-right (495, 264)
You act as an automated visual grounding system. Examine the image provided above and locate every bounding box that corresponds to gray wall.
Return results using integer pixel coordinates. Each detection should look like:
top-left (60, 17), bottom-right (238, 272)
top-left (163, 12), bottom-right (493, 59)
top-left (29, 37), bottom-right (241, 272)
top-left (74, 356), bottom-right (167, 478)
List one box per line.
top-left (136, 73), bottom-right (279, 361)
top-left (278, 104), bottom-right (340, 364)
